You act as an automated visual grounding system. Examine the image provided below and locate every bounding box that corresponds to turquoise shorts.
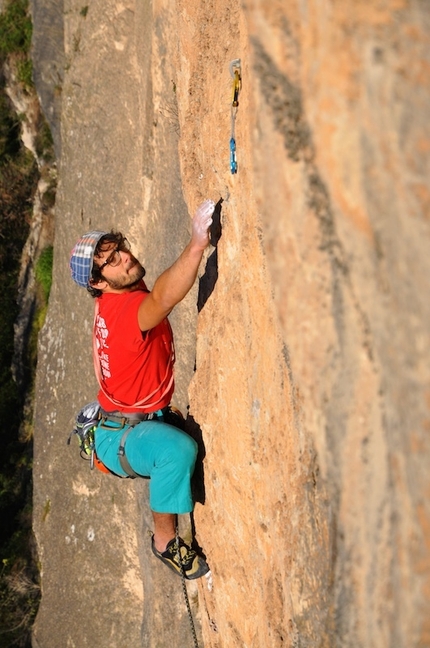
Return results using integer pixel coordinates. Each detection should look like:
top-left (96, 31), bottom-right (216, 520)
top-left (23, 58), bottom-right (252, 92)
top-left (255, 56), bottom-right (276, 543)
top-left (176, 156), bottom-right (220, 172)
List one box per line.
top-left (94, 413), bottom-right (198, 514)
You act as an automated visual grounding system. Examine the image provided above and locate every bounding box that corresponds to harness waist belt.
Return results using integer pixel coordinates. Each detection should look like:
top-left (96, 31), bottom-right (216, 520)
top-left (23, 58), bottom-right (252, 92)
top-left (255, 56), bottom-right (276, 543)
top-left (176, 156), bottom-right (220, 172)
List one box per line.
top-left (98, 408), bottom-right (168, 478)
top-left (99, 407), bottom-right (167, 426)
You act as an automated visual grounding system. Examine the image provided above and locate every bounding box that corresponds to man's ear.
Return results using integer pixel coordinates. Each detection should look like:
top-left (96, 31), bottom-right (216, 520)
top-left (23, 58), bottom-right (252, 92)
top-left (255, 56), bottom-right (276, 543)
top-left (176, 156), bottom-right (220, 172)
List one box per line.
top-left (89, 278), bottom-right (108, 291)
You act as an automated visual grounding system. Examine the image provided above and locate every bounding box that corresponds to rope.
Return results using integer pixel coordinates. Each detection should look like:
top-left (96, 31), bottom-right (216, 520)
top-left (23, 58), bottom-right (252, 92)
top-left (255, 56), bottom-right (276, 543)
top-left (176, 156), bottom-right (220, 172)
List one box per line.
top-left (176, 524), bottom-right (200, 648)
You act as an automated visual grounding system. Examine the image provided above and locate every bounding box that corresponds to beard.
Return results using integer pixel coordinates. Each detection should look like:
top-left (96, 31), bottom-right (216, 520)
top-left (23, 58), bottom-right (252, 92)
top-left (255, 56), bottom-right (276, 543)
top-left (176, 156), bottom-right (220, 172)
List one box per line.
top-left (105, 257), bottom-right (146, 291)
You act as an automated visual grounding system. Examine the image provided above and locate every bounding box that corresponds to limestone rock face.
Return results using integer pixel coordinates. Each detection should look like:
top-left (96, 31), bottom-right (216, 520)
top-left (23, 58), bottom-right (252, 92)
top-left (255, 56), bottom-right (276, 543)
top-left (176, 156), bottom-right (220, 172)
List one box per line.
top-left (32, 1), bottom-right (430, 647)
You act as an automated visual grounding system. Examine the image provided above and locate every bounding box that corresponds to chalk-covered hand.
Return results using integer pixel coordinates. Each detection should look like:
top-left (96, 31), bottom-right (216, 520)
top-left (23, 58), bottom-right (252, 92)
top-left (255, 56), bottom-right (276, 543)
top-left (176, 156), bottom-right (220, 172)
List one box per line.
top-left (192, 199), bottom-right (215, 249)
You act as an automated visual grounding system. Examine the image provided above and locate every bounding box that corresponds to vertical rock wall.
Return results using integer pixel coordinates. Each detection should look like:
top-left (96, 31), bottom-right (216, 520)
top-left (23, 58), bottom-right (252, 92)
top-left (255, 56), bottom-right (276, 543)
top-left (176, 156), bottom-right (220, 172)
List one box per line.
top-left (32, 1), bottom-right (430, 647)
top-left (183, 2), bottom-right (430, 646)
top-left (32, 1), bottom-right (200, 646)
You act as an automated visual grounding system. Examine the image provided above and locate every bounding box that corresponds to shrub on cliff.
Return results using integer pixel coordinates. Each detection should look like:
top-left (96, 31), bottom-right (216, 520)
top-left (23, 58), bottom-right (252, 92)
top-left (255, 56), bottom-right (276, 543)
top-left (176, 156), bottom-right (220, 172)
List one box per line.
top-left (0, 0), bottom-right (33, 88)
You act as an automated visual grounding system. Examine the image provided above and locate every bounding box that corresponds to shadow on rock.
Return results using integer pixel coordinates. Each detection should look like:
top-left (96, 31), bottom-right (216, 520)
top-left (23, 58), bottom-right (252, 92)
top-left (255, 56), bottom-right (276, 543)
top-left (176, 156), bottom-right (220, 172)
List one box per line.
top-left (197, 198), bottom-right (223, 312)
top-left (185, 414), bottom-right (206, 507)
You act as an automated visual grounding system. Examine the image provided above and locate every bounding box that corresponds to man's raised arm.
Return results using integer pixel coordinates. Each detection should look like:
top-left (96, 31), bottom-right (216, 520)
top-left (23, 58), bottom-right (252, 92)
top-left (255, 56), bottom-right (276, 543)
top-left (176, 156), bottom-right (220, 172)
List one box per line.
top-left (138, 199), bottom-right (215, 331)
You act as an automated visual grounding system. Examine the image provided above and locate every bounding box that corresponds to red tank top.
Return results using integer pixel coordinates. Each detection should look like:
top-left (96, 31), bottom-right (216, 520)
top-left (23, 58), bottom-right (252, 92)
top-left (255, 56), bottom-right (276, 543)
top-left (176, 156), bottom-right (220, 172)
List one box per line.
top-left (93, 287), bottom-right (175, 413)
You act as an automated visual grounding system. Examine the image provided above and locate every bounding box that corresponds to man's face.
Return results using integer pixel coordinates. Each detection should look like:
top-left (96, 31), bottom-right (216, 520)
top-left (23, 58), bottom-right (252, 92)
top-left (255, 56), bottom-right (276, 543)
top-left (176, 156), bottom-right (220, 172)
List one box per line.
top-left (95, 241), bottom-right (145, 291)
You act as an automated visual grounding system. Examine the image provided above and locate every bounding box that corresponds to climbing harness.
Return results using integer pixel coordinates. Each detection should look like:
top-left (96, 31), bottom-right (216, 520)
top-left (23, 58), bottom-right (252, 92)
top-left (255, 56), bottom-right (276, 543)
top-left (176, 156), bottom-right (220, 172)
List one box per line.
top-left (68, 404), bottom-right (175, 477)
top-left (176, 524), bottom-right (200, 648)
top-left (98, 408), bottom-right (168, 478)
top-left (229, 58), bottom-right (242, 174)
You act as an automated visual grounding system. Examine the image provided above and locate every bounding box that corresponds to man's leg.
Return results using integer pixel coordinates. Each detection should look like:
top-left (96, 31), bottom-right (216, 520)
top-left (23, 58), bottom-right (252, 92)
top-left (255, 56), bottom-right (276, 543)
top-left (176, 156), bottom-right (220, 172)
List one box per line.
top-left (124, 419), bottom-right (198, 513)
top-left (110, 419), bottom-right (209, 579)
top-left (152, 511), bottom-right (176, 552)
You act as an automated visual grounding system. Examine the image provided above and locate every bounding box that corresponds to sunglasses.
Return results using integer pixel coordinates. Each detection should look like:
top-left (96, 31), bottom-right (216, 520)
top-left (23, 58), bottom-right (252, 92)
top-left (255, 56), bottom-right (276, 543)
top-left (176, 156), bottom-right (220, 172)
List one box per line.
top-left (98, 238), bottom-right (130, 271)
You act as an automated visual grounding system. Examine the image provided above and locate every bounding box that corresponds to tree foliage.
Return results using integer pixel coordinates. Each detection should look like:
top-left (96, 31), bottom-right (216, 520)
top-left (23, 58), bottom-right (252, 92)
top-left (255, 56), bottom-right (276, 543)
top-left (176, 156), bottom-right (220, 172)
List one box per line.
top-left (0, 2), bottom-right (42, 645)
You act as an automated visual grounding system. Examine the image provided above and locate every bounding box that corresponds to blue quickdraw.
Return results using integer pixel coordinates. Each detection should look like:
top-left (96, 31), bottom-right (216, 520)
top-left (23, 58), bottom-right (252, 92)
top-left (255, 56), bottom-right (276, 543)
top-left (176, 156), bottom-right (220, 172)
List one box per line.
top-left (230, 137), bottom-right (237, 174)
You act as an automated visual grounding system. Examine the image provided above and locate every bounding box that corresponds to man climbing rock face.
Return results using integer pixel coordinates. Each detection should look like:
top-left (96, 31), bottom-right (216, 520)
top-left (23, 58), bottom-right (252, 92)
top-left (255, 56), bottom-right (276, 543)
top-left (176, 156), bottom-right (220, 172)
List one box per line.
top-left (69, 198), bottom-right (215, 579)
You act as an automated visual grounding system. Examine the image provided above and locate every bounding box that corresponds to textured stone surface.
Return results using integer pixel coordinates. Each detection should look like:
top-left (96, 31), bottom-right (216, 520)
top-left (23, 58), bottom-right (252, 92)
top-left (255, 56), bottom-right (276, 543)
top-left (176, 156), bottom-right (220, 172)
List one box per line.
top-left (32, 1), bottom-right (430, 647)
top-left (32, 2), bottom-right (198, 647)
top-left (30, 0), bottom-right (64, 159)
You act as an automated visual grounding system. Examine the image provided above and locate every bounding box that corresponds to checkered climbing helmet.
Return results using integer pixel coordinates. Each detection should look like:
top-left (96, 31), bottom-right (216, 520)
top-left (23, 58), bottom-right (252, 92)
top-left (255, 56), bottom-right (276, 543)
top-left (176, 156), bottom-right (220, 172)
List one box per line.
top-left (69, 231), bottom-right (107, 288)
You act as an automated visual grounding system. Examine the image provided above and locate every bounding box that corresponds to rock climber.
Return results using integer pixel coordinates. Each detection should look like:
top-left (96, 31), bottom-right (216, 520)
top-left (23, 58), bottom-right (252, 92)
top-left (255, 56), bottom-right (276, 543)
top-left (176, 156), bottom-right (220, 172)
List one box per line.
top-left (69, 198), bottom-right (215, 580)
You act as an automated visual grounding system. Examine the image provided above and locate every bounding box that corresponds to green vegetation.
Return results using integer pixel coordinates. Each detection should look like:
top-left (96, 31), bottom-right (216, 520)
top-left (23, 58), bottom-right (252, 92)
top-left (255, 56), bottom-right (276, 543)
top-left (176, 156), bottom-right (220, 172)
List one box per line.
top-left (0, 0), bottom-right (33, 88)
top-left (0, 0), bottom-right (32, 56)
top-left (28, 245), bottom-right (54, 371)
top-left (34, 119), bottom-right (54, 163)
top-left (0, 1), bottom-right (53, 645)
top-left (0, 149), bottom-right (39, 646)
top-left (0, 109), bottom-right (39, 644)
top-left (35, 246), bottom-right (53, 304)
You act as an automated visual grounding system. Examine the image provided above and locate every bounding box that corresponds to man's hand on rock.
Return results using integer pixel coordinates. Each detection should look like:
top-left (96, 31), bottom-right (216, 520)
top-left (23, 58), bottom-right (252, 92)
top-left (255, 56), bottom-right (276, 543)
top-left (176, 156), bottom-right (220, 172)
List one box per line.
top-left (191, 199), bottom-right (215, 250)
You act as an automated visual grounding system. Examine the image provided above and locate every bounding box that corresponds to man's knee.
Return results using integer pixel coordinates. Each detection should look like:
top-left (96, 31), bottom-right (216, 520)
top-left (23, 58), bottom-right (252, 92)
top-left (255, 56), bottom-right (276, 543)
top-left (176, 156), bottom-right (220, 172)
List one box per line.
top-left (165, 429), bottom-right (198, 470)
top-left (177, 431), bottom-right (198, 464)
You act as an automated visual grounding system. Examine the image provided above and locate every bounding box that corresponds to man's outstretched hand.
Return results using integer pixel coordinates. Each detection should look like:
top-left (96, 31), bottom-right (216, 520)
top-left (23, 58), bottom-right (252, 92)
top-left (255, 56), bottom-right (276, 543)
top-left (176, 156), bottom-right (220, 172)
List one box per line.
top-left (192, 199), bottom-right (215, 250)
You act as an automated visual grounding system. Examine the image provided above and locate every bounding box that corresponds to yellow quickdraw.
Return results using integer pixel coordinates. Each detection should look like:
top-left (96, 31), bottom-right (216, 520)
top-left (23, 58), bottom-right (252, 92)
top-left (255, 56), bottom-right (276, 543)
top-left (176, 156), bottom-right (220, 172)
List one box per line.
top-left (232, 68), bottom-right (242, 107)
